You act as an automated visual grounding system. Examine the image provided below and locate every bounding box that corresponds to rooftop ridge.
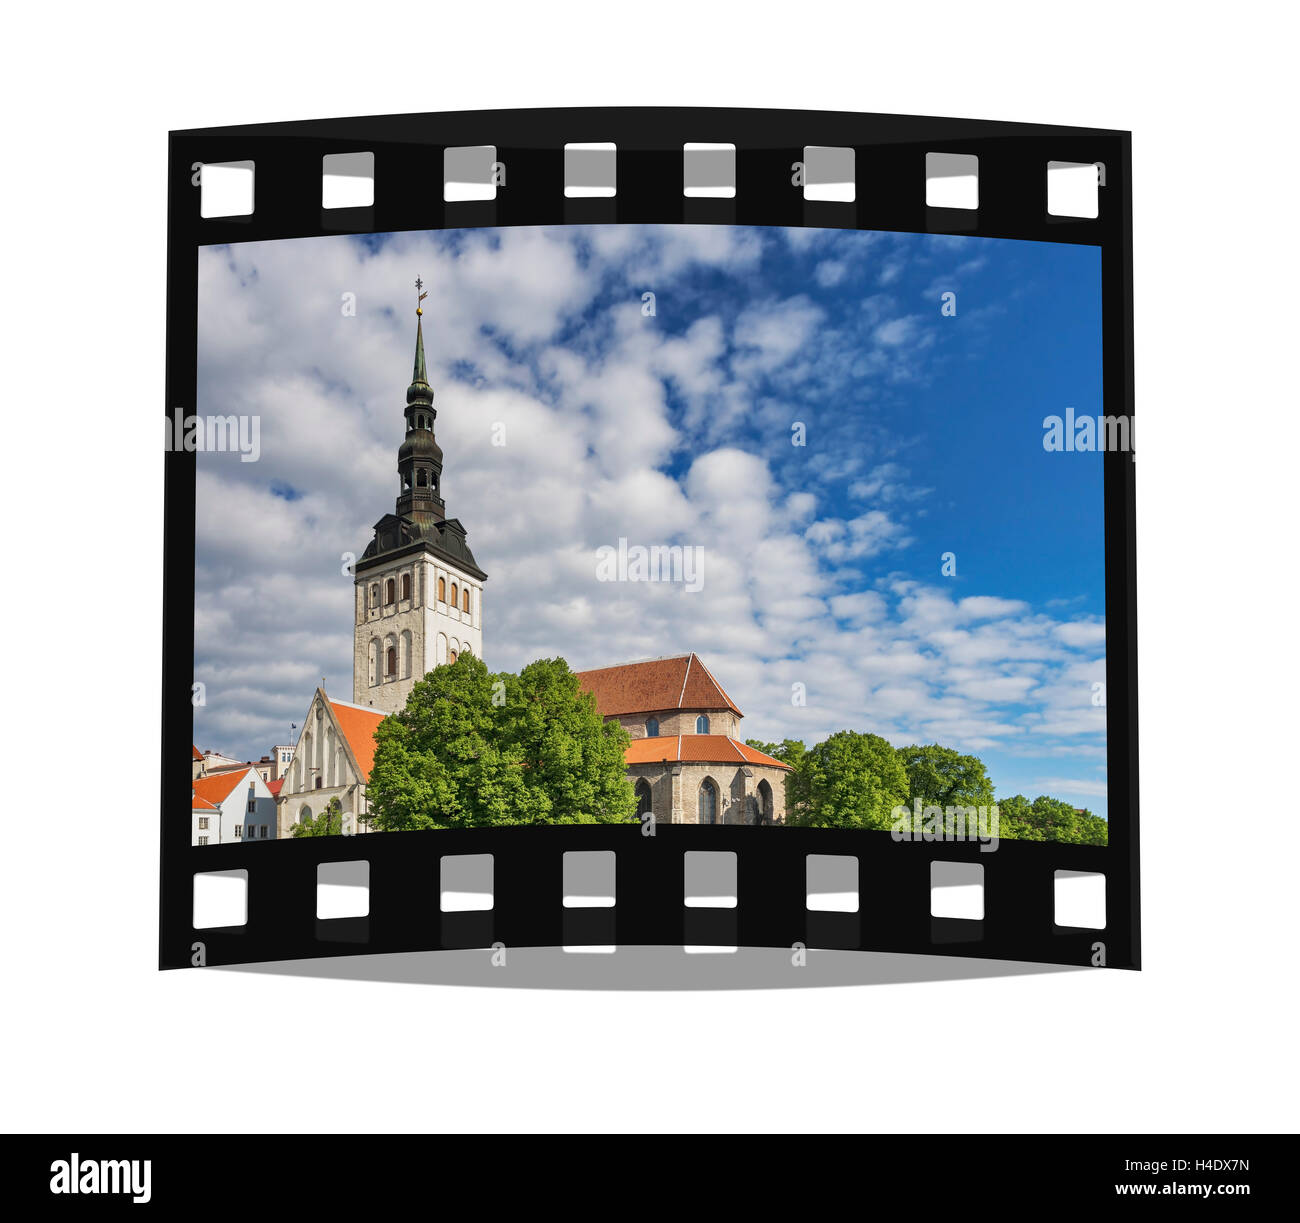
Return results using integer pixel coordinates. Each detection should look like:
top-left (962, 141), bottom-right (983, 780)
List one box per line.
top-left (575, 653), bottom-right (692, 674)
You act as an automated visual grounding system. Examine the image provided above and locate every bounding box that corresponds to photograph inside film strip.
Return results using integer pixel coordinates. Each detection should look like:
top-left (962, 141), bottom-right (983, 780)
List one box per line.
top-left (163, 110), bottom-right (1137, 973)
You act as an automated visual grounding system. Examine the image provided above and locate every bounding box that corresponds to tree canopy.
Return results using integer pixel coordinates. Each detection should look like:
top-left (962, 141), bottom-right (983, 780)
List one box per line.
top-left (997, 794), bottom-right (1107, 845)
top-left (783, 730), bottom-right (909, 829)
top-left (744, 738), bottom-right (807, 769)
top-left (367, 654), bottom-right (636, 830)
top-left (751, 733), bottom-right (1105, 844)
top-left (897, 743), bottom-right (995, 812)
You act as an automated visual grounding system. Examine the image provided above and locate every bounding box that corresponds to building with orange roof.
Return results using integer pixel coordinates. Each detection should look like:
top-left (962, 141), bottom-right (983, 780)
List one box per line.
top-left (191, 765), bottom-right (276, 846)
top-left (274, 688), bottom-right (387, 837)
top-left (576, 654), bottom-right (790, 825)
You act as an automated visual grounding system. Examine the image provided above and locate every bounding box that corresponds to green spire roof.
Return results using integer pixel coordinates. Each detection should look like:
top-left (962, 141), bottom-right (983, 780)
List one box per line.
top-left (412, 313), bottom-right (429, 386)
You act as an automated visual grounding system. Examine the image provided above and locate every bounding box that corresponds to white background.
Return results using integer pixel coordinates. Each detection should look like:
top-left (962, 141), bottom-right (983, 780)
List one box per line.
top-left (1, 1), bottom-right (1296, 1133)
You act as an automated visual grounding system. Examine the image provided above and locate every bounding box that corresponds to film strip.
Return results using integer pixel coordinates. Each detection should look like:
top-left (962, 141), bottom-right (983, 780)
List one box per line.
top-left (162, 107), bottom-right (1138, 973)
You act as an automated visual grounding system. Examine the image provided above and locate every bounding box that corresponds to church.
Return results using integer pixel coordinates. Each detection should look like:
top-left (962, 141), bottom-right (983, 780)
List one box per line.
top-left (272, 289), bottom-right (787, 834)
top-left (275, 288), bottom-right (487, 836)
top-left (576, 654), bottom-right (789, 825)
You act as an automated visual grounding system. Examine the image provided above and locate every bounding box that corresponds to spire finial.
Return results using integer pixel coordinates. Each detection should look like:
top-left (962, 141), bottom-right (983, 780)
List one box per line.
top-left (410, 280), bottom-right (430, 391)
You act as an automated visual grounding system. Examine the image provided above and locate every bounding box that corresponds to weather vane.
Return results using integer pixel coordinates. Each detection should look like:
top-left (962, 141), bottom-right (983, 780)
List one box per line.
top-left (415, 275), bottom-right (428, 316)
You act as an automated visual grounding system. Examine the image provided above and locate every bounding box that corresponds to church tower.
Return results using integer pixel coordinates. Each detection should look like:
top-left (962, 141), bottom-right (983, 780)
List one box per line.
top-left (352, 284), bottom-right (487, 714)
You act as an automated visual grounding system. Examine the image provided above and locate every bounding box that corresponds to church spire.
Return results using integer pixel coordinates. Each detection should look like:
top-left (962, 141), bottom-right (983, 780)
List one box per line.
top-left (397, 277), bottom-right (444, 524)
top-left (410, 277), bottom-right (430, 393)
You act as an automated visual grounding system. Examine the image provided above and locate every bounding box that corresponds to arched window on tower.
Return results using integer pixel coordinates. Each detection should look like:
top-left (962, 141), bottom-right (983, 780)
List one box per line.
top-left (386, 645), bottom-right (397, 678)
top-left (401, 574), bottom-right (411, 601)
top-left (450, 582), bottom-right (459, 608)
top-left (449, 649), bottom-right (458, 664)
top-left (698, 779), bottom-right (718, 825)
top-left (696, 715), bottom-right (710, 734)
top-left (370, 584), bottom-right (379, 608)
top-left (438, 577), bottom-right (446, 603)
top-left (385, 579), bottom-right (395, 605)
top-left (462, 587), bottom-right (470, 614)
top-left (646, 717), bottom-right (660, 738)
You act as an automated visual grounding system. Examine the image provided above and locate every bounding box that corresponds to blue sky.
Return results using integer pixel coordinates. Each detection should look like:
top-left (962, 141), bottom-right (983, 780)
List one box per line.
top-left (195, 224), bottom-right (1108, 815)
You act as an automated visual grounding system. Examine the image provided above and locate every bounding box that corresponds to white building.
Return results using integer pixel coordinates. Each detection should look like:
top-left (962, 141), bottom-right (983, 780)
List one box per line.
top-left (191, 766), bottom-right (277, 845)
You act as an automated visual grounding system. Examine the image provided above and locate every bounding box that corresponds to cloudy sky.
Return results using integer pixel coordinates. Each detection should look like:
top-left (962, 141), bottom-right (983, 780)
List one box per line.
top-left (194, 223), bottom-right (1108, 816)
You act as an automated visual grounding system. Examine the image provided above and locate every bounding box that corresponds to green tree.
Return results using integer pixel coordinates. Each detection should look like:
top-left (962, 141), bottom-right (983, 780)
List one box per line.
top-left (292, 796), bottom-right (344, 837)
top-left (897, 744), bottom-right (995, 812)
top-left (786, 731), bottom-right (909, 829)
top-left (505, 657), bottom-right (638, 824)
top-left (997, 794), bottom-right (1107, 846)
top-left (367, 654), bottom-right (635, 830)
top-left (744, 738), bottom-right (807, 768)
top-left (1073, 810), bottom-right (1109, 847)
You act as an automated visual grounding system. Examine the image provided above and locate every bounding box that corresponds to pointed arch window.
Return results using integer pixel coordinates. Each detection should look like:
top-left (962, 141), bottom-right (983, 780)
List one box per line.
top-left (401, 573), bottom-right (411, 600)
top-left (385, 579), bottom-right (395, 605)
top-left (698, 779), bottom-right (718, 825)
top-left (696, 715), bottom-right (710, 734)
top-left (386, 645), bottom-right (397, 678)
top-left (438, 576), bottom-right (446, 603)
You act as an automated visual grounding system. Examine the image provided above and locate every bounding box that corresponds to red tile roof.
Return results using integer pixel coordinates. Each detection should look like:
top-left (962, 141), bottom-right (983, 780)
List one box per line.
top-left (191, 792), bottom-right (218, 811)
top-left (576, 654), bottom-right (743, 718)
top-left (267, 777), bottom-right (284, 797)
top-left (192, 744), bottom-right (203, 761)
top-left (329, 700), bottom-right (387, 782)
top-left (623, 734), bottom-right (790, 770)
top-left (192, 767), bottom-right (253, 806)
